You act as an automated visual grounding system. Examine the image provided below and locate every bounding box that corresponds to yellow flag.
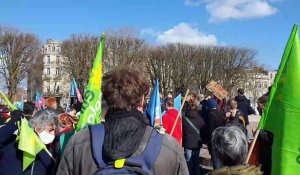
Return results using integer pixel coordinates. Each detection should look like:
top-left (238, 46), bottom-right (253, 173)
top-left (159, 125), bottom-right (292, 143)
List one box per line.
top-left (18, 118), bottom-right (47, 171)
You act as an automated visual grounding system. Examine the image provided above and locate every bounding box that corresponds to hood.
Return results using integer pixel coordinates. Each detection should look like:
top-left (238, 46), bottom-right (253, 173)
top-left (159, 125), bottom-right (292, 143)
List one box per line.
top-left (104, 109), bottom-right (147, 160)
top-left (166, 109), bottom-right (179, 118)
top-left (235, 95), bottom-right (247, 102)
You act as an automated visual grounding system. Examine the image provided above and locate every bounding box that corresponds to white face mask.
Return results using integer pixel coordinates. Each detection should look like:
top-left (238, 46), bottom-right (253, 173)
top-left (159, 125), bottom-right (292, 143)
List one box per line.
top-left (38, 131), bottom-right (55, 144)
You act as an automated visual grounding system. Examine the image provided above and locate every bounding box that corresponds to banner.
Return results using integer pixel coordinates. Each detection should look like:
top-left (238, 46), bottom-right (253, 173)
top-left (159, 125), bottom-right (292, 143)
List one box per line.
top-left (206, 81), bottom-right (228, 100)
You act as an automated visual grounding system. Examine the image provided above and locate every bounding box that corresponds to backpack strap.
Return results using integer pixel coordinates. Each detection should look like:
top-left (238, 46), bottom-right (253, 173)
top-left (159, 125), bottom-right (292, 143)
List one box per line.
top-left (126, 128), bottom-right (164, 173)
top-left (183, 117), bottom-right (200, 134)
top-left (89, 124), bottom-right (106, 168)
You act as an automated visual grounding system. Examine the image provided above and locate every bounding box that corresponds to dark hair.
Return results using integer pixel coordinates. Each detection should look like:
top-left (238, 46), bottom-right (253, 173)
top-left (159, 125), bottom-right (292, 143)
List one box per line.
top-left (23, 101), bottom-right (35, 117)
top-left (237, 88), bottom-right (244, 95)
top-left (257, 95), bottom-right (268, 104)
top-left (102, 68), bottom-right (150, 111)
top-left (188, 102), bottom-right (199, 111)
top-left (166, 99), bottom-right (174, 107)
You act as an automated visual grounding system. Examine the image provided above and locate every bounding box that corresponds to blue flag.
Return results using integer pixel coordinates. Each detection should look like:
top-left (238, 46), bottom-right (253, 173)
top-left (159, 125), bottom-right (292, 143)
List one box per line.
top-left (70, 79), bottom-right (75, 96)
top-left (174, 94), bottom-right (182, 112)
top-left (146, 80), bottom-right (162, 126)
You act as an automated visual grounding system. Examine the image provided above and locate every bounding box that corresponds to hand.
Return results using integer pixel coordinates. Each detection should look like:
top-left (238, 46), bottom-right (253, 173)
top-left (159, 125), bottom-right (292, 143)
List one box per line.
top-left (230, 109), bottom-right (237, 117)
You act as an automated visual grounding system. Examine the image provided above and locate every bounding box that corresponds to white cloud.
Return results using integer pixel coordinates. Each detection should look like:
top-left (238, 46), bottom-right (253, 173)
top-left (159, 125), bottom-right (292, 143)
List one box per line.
top-left (184, 0), bottom-right (202, 7)
top-left (141, 28), bottom-right (160, 37)
top-left (205, 0), bottom-right (278, 23)
top-left (155, 23), bottom-right (217, 45)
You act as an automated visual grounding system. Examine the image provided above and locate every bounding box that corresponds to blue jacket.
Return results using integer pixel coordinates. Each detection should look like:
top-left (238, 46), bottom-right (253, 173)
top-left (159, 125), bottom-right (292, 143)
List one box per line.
top-left (0, 122), bottom-right (55, 175)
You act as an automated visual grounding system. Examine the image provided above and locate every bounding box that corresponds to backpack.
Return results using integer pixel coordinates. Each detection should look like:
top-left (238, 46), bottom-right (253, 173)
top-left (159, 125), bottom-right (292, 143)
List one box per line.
top-left (89, 124), bottom-right (164, 175)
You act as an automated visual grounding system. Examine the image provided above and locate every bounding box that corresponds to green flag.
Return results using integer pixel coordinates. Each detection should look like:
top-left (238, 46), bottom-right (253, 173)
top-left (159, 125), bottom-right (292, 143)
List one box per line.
top-left (18, 118), bottom-right (47, 171)
top-left (76, 33), bottom-right (105, 131)
top-left (0, 91), bottom-right (17, 110)
top-left (258, 24), bottom-right (300, 175)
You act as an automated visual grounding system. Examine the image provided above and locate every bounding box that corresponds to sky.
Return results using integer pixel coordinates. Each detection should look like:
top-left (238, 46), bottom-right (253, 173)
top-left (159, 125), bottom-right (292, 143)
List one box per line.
top-left (1, 0), bottom-right (300, 70)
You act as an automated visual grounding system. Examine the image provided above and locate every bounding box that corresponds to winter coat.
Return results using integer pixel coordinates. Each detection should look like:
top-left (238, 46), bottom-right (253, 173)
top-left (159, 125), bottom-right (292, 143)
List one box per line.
top-left (207, 109), bottom-right (226, 141)
top-left (162, 108), bottom-right (182, 145)
top-left (211, 164), bottom-right (263, 175)
top-left (235, 95), bottom-right (256, 125)
top-left (182, 110), bottom-right (205, 149)
top-left (0, 122), bottom-right (55, 175)
top-left (57, 109), bottom-right (188, 175)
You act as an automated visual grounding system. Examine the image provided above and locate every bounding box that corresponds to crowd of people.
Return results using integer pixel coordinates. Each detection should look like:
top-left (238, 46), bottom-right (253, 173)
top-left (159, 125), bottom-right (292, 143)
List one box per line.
top-left (0, 68), bottom-right (271, 175)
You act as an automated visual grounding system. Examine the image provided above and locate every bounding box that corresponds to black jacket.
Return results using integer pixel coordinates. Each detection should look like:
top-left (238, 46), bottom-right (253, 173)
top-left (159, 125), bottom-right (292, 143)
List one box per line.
top-left (182, 110), bottom-right (205, 149)
top-left (235, 95), bottom-right (256, 125)
top-left (207, 109), bottom-right (225, 141)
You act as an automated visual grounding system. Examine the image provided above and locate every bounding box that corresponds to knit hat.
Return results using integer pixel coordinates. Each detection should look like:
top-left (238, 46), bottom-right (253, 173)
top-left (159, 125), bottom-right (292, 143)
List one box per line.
top-left (207, 99), bottom-right (217, 109)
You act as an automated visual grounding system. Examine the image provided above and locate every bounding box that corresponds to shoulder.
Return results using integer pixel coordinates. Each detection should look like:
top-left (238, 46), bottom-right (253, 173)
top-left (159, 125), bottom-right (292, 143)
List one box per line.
top-left (161, 133), bottom-right (182, 154)
top-left (67, 128), bottom-right (91, 147)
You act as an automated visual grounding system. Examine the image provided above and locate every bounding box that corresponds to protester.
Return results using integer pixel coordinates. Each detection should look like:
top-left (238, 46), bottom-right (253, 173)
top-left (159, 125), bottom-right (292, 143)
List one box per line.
top-left (57, 68), bottom-right (188, 175)
top-left (210, 126), bottom-right (262, 175)
top-left (0, 108), bottom-right (60, 175)
top-left (250, 95), bottom-right (273, 175)
top-left (23, 101), bottom-right (36, 119)
top-left (45, 97), bottom-right (57, 109)
top-left (160, 93), bottom-right (167, 112)
top-left (206, 99), bottom-right (225, 170)
top-left (162, 98), bottom-right (182, 145)
top-left (225, 99), bottom-right (248, 136)
top-left (182, 102), bottom-right (205, 175)
top-left (234, 88), bottom-right (256, 126)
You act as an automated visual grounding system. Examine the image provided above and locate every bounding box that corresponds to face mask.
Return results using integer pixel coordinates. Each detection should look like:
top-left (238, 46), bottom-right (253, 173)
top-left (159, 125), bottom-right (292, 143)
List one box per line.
top-left (38, 131), bottom-right (55, 144)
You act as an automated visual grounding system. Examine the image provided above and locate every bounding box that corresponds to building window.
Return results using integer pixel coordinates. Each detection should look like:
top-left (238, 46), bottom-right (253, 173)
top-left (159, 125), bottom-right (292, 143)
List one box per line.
top-left (56, 86), bottom-right (60, 94)
top-left (47, 85), bottom-right (50, 93)
top-left (56, 68), bottom-right (60, 75)
top-left (46, 68), bottom-right (50, 75)
top-left (47, 55), bottom-right (50, 64)
top-left (56, 46), bottom-right (60, 52)
top-left (45, 47), bottom-right (47, 53)
top-left (56, 56), bottom-right (59, 64)
top-left (52, 46), bottom-right (55, 52)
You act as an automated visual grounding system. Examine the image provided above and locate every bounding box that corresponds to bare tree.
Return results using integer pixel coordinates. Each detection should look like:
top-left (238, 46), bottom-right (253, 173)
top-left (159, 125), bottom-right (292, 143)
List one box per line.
top-left (61, 34), bottom-right (100, 94)
top-left (0, 26), bottom-right (40, 100)
top-left (27, 53), bottom-right (43, 101)
top-left (103, 29), bottom-right (145, 72)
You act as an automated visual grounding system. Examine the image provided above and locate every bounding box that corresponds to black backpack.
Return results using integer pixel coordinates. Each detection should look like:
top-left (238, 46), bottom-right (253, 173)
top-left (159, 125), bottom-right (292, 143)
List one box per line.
top-left (89, 124), bottom-right (164, 175)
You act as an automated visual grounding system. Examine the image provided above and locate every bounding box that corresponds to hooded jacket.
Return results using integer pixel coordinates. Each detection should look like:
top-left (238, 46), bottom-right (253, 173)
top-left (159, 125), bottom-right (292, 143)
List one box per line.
top-left (234, 95), bottom-right (256, 125)
top-left (162, 108), bottom-right (182, 145)
top-left (57, 109), bottom-right (188, 175)
top-left (182, 110), bottom-right (205, 149)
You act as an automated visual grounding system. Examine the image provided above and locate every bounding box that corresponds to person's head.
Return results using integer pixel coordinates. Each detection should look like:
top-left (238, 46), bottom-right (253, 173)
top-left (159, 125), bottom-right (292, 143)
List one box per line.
top-left (29, 108), bottom-right (60, 144)
top-left (58, 113), bottom-right (78, 130)
top-left (257, 95), bottom-right (268, 115)
top-left (45, 97), bottom-right (57, 109)
top-left (102, 68), bottom-right (150, 112)
top-left (207, 99), bottom-right (217, 109)
top-left (237, 88), bottom-right (245, 96)
top-left (212, 126), bottom-right (248, 166)
top-left (228, 99), bottom-right (238, 110)
top-left (160, 93), bottom-right (164, 100)
top-left (165, 99), bottom-right (174, 110)
top-left (188, 102), bottom-right (199, 111)
top-left (199, 94), bottom-right (205, 102)
top-left (167, 92), bottom-right (173, 99)
top-left (23, 101), bottom-right (35, 120)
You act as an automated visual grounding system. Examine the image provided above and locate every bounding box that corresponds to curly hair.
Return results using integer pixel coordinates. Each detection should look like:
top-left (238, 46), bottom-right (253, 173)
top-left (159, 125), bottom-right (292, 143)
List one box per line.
top-left (102, 68), bottom-right (150, 111)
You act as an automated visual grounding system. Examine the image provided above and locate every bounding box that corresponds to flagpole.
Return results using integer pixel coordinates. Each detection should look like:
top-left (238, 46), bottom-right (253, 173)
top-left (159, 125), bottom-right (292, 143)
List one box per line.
top-left (170, 89), bottom-right (189, 135)
top-left (245, 129), bottom-right (260, 163)
top-left (43, 147), bottom-right (56, 162)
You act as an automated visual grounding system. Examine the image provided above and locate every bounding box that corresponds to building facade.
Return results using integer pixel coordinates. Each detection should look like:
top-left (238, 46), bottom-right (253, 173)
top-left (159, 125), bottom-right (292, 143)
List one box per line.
top-left (244, 70), bottom-right (277, 105)
top-left (41, 39), bottom-right (70, 104)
